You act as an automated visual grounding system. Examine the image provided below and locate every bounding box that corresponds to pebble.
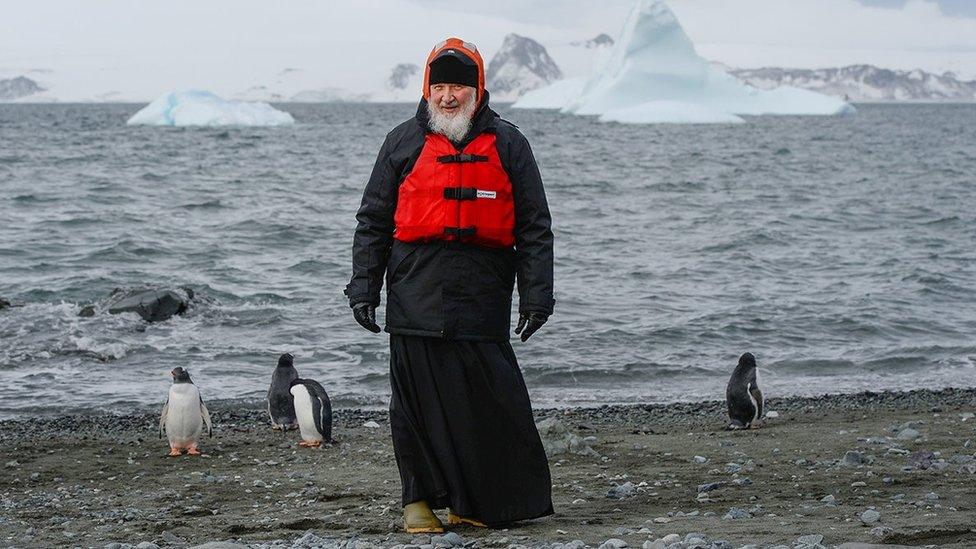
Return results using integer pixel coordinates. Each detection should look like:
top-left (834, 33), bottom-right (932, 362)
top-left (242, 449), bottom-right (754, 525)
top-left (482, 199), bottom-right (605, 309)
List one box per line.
top-left (135, 543), bottom-right (159, 549)
top-left (660, 534), bottom-right (680, 544)
top-left (723, 507), bottom-right (751, 520)
top-left (860, 509), bottom-right (881, 525)
top-left (765, 411), bottom-right (780, 419)
top-left (896, 428), bottom-right (921, 440)
top-left (607, 481), bottom-right (636, 499)
top-left (841, 451), bottom-right (873, 466)
top-left (652, 517), bottom-right (671, 524)
top-left (598, 539), bottom-right (628, 549)
top-left (795, 534), bottom-right (824, 546)
top-left (431, 532), bottom-right (463, 547)
top-left (363, 421), bottom-right (381, 429)
top-left (697, 482), bottom-right (724, 493)
top-left (693, 455), bottom-right (708, 464)
top-left (4, 460), bottom-right (19, 468)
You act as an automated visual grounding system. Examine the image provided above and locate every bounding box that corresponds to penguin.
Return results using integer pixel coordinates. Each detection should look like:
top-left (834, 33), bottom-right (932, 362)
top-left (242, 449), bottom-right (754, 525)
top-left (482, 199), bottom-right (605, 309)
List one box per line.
top-left (267, 353), bottom-right (299, 430)
top-left (289, 378), bottom-right (333, 447)
top-left (726, 352), bottom-right (764, 430)
top-left (159, 367), bottom-right (213, 456)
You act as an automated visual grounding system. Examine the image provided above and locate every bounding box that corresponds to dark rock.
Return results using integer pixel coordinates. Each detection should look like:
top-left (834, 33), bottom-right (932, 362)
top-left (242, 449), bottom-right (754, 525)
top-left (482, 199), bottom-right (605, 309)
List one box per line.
top-left (0, 297), bottom-right (14, 310)
top-left (78, 305), bottom-right (97, 317)
top-left (107, 288), bottom-right (192, 322)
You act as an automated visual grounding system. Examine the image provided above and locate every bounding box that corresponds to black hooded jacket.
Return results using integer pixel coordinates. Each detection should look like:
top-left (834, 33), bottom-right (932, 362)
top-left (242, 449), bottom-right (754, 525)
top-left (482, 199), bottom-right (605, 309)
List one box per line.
top-left (345, 92), bottom-right (554, 341)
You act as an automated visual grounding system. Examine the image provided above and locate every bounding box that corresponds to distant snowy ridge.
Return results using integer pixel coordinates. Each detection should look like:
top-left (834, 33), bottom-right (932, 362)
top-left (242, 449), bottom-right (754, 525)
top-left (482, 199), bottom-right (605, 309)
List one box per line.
top-left (486, 34), bottom-right (563, 102)
top-left (0, 76), bottom-right (44, 101)
top-left (570, 33), bottom-right (615, 49)
top-left (727, 64), bottom-right (976, 103)
top-left (514, 0), bottom-right (854, 124)
top-left (126, 90), bottom-right (294, 126)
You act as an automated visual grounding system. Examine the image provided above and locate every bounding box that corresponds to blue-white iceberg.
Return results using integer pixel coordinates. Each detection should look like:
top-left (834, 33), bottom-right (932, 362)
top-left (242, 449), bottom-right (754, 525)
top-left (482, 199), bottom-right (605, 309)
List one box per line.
top-left (514, 0), bottom-right (855, 124)
top-left (127, 90), bottom-right (295, 126)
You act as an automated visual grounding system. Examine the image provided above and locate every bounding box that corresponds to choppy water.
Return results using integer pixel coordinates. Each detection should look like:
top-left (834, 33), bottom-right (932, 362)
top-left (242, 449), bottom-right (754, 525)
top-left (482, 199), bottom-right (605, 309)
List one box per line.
top-left (1, 102), bottom-right (975, 419)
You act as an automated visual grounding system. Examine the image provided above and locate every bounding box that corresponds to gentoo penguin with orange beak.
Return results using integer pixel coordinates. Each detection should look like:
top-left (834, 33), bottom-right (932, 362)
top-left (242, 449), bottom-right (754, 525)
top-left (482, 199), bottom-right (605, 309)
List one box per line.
top-left (289, 378), bottom-right (332, 447)
top-left (159, 367), bottom-right (213, 456)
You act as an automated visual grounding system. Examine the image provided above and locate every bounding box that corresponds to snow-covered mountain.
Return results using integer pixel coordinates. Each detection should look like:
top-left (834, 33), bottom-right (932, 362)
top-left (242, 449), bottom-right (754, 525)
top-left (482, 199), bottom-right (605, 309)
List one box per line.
top-left (0, 76), bottom-right (44, 101)
top-left (388, 63), bottom-right (419, 92)
top-left (727, 65), bottom-right (976, 103)
top-left (486, 34), bottom-right (563, 102)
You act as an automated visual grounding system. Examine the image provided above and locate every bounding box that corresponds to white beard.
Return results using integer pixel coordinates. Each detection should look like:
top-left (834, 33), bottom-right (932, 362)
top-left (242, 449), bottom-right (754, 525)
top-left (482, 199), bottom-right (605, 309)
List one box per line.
top-left (427, 95), bottom-right (477, 143)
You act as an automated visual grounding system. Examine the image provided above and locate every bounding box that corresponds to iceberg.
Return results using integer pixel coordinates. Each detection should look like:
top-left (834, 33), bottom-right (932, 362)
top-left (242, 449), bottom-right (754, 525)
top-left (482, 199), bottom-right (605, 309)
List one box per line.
top-left (127, 90), bottom-right (294, 126)
top-left (514, 0), bottom-right (855, 124)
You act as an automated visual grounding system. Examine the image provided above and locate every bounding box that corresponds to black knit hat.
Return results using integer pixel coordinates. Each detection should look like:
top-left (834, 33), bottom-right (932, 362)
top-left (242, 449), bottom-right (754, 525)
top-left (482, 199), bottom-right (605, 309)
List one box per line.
top-left (428, 49), bottom-right (479, 88)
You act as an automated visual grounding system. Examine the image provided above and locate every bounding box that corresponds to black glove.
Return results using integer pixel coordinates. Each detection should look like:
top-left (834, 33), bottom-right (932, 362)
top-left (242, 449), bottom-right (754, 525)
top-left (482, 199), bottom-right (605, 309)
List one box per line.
top-left (352, 302), bottom-right (381, 333)
top-left (515, 311), bottom-right (548, 342)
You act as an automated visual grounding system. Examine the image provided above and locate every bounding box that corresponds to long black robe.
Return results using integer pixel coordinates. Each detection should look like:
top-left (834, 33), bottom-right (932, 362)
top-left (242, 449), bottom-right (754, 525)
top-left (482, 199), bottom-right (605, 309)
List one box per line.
top-left (389, 335), bottom-right (553, 526)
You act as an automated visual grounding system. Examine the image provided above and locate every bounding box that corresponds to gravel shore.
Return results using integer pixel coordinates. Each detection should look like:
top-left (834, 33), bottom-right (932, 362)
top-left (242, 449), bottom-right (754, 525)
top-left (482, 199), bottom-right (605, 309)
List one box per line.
top-left (2, 388), bottom-right (975, 549)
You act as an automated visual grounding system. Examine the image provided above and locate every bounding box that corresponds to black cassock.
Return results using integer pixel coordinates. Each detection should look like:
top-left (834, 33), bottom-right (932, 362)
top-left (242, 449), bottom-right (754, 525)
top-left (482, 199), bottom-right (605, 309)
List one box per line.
top-left (389, 335), bottom-right (553, 526)
top-left (346, 94), bottom-right (555, 526)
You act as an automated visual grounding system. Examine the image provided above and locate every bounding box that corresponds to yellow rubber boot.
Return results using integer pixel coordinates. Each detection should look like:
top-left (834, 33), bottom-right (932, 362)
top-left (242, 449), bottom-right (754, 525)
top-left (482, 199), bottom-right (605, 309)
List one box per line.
top-left (447, 511), bottom-right (487, 528)
top-left (403, 501), bottom-right (444, 533)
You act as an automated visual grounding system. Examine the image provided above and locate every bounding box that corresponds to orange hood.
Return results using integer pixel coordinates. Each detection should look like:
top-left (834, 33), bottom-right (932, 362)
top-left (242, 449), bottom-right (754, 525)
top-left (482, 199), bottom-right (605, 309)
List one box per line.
top-left (422, 37), bottom-right (485, 103)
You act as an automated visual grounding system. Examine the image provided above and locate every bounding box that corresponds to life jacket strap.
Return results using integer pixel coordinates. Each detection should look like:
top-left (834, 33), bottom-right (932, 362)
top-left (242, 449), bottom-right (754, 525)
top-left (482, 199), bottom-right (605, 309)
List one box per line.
top-left (436, 154), bottom-right (489, 164)
top-left (443, 187), bottom-right (478, 200)
top-left (443, 226), bottom-right (477, 238)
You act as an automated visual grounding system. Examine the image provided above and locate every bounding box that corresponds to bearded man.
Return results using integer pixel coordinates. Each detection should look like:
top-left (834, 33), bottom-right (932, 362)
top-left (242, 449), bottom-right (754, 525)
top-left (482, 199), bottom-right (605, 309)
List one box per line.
top-left (345, 38), bottom-right (555, 532)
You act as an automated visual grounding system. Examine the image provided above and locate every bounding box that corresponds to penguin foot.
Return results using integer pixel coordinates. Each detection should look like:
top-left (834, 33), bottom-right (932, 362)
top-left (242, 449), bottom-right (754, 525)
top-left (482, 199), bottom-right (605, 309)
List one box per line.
top-left (726, 420), bottom-right (748, 431)
top-left (168, 447), bottom-right (182, 457)
top-left (298, 440), bottom-right (322, 448)
top-left (187, 445), bottom-right (201, 455)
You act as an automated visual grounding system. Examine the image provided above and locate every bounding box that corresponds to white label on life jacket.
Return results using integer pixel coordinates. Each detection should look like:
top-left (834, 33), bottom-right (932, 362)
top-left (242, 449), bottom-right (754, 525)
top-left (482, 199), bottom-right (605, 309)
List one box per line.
top-left (476, 190), bottom-right (496, 199)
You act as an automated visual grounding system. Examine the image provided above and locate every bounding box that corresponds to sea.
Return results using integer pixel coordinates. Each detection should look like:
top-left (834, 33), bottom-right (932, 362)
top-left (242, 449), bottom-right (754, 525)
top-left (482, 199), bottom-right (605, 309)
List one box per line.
top-left (1, 102), bottom-right (974, 419)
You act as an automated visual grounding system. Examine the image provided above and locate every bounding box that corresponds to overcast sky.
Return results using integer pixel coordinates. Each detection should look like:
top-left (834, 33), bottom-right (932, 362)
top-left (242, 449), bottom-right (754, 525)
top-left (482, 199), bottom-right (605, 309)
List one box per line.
top-left (2, 0), bottom-right (975, 100)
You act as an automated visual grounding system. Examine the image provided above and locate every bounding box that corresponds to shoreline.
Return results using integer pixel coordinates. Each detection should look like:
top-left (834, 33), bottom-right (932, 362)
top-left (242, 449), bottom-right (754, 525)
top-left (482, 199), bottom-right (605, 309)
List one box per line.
top-left (2, 387), bottom-right (975, 548)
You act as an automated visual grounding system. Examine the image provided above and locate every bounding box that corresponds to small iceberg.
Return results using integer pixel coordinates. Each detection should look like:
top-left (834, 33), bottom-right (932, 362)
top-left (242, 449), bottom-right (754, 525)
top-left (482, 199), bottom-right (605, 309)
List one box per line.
top-left (514, 0), bottom-right (855, 124)
top-left (127, 90), bottom-right (295, 126)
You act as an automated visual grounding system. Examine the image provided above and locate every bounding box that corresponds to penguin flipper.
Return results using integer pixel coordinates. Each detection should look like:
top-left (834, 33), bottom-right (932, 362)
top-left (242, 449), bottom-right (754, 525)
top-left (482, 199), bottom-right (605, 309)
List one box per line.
top-left (200, 397), bottom-right (213, 438)
top-left (304, 379), bottom-right (332, 442)
top-left (749, 384), bottom-right (764, 420)
top-left (159, 399), bottom-right (169, 439)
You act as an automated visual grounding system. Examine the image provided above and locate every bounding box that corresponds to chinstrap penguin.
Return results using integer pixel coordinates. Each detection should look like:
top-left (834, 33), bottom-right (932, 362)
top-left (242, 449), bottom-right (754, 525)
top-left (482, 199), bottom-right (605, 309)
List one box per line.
top-left (726, 352), bottom-right (764, 430)
top-left (159, 367), bottom-right (213, 456)
top-left (267, 353), bottom-right (299, 430)
top-left (289, 378), bottom-right (333, 447)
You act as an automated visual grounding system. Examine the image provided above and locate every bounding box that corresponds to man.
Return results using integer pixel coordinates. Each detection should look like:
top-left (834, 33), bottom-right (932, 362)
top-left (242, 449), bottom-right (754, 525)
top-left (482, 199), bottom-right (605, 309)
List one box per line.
top-left (345, 37), bottom-right (554, 532)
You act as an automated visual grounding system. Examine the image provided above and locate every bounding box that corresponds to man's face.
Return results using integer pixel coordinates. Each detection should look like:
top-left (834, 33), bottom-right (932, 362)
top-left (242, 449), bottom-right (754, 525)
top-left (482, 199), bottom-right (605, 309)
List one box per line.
top-left (429, 84), bottom-right (476, 118)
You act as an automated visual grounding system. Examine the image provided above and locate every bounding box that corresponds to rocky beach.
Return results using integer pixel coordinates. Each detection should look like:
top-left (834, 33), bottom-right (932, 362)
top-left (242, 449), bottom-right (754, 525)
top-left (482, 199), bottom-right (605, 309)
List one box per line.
top-left (2, 388), bottom-right (975, 549)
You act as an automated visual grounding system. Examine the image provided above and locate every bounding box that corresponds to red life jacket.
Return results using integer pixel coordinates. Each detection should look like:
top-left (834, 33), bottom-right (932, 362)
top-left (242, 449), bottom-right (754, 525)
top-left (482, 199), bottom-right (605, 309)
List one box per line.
top-left (394, 132), bottom-right (516, 248)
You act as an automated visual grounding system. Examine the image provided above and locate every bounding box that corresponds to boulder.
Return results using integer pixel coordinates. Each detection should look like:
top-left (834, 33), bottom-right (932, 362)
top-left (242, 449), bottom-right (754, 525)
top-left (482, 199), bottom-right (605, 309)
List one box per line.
top-left (107, 287), bottom-right (193, 322)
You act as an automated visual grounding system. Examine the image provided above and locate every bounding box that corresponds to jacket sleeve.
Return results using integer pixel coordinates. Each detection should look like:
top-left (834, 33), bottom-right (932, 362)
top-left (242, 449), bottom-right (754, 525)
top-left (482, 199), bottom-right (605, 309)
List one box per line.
top-left (344, 132), bottom-right (401, 307)
top-left (509, 131), bottom-right (555, 316)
